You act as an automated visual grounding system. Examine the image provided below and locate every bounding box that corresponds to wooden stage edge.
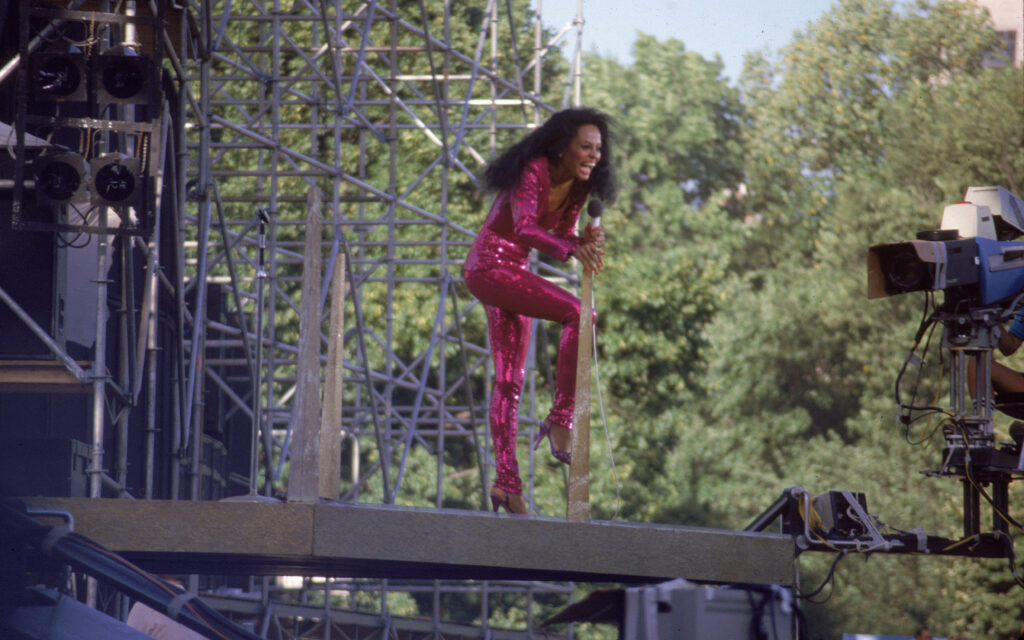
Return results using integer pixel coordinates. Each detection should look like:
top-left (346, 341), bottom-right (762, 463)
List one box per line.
top-left (22, 497), bottom-right (797, 587)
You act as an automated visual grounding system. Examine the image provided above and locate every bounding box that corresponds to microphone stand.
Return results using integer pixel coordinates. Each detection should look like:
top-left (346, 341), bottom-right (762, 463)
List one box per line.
top-left (568, 204), bottom-right (601, 521)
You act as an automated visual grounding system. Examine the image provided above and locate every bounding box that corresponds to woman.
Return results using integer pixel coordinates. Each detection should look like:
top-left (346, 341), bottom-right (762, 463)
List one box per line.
top-left (464, 107), bottom-right (617, 515)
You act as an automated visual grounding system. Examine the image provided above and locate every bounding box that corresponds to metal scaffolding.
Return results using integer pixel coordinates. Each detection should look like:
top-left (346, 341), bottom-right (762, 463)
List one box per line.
top-left (0, 0), bottom-right (594, 637)
top-left (179, 0), bottom-right (588, 506)
top-left (182, 1), bottom-right (589, 634)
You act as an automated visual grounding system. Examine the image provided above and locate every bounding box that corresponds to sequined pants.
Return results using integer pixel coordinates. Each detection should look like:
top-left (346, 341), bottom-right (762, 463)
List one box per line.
top-left (464, 231), bottom-right (587, 495)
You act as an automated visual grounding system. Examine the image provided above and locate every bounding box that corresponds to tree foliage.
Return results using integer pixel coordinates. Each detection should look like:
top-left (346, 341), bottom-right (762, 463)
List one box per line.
top-left (207, 0), bottom-right (1024, 635)
top-left (577, 0), bottom-right (1024, 636)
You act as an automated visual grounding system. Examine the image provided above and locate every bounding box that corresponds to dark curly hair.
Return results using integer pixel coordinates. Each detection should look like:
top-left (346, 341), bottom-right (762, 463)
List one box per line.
top-left (483, 107), bottom-right (617, 204)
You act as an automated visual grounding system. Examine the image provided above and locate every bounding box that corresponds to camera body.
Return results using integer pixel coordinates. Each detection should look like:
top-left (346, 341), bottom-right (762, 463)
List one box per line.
top-left (868, 186), bottom-right (1024, 305)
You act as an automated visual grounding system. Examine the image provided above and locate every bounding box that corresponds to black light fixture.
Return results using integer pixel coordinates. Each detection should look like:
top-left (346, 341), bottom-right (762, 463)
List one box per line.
top-left (94, 52), bottom-right (154, 105)
top-left (29, 53), bottom-right (87, 102)
top-left (31, 153), bottom-right (88, 205)
top-left (90, 153), bottom-right (141, 208)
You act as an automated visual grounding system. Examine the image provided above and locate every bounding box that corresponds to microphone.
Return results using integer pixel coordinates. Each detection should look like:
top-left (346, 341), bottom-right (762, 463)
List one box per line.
top-left (586, 198), bottom-right (603, 230)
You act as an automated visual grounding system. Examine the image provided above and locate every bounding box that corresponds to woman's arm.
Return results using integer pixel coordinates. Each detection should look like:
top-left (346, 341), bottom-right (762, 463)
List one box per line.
top-left (1000, 310), bottom-right (1024, 355)
top-left (1001, 328), bottom-right (1024, 356)
top-left (510, 159), bottom-right (580, 262)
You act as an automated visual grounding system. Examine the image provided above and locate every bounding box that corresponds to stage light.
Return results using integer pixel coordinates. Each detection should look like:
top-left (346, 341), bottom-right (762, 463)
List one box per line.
top-left (94, 53), bottom-right (154, 105)
top-left (31, 153), bottom-right (88, 205)
top-left (29, 53), bottom-right (87, 102)
top-left (90, 154), bottom-right (141, 208)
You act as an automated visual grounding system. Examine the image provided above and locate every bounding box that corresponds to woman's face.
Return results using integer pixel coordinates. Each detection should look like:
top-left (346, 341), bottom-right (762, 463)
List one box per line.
top-left (557, 124), bottom-right (602, 182)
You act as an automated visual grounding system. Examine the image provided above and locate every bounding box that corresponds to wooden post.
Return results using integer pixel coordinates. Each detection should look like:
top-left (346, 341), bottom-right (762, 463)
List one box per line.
top-left (567, 269), bottom-right (594, 521)
top-left (288, 187), bottom-right (324, 503)
top-left (319, 256), bottom-right (347, 499)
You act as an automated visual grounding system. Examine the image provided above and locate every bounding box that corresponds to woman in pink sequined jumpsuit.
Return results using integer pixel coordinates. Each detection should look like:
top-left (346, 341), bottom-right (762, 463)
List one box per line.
top-left (464, 108), bottom-right (617, 515)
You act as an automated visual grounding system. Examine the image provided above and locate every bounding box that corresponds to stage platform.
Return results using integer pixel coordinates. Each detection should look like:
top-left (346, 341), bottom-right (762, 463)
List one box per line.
top-left (22, 497), bottom-right (796, 587)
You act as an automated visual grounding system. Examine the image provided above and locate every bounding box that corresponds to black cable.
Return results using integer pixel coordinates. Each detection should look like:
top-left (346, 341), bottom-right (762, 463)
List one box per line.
top-left (746, 589), bottom-right (765, 640)
top-left (951, 421), bottom-right (1024, 590)
top-left (55, 204), bottom-right (95, 249)
top-left (914, 291), bottom-right (937, 343)
top-left (895, 293), bottom-right (943, 419)
top-left (905, 301), bottom-right (940, 413)
top-left (896, 305), bottom-right (951, 442)
top-left (956, 421), bottom-right (1024, 533)
top-left (903, 410), bottom-right (949, 447)
top-left (993, 531), bottom-right (1024, 589)
top-left (746, 589), bottom-right (771, 640)
top-left (1001, 535), bottom-right (1024, 589)
top-left (795, 550), bottom-right (846, 603)
top-left (793, 605), bottom-right (812, 640)
top-left (741, 585), bottom-right (796, 640)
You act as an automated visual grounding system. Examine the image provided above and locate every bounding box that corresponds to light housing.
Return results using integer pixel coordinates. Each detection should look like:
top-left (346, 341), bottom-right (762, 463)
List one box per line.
top-left (31, 153), bottom-right (88, 205)
top-left (29, 53), bottom-right (87, 102)
top-left (94, 53), bottom-right (154, 105)
top-left (90, 153), bottom-right (141, 208)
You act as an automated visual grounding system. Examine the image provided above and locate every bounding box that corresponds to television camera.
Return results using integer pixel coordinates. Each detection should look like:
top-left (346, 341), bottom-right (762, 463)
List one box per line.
top-left (868, 185), bottom-right (1024, 305)
top-left (745, 188), bottom-right (1024, 585)
top-left (868, 185), bottom-right (1024, 538)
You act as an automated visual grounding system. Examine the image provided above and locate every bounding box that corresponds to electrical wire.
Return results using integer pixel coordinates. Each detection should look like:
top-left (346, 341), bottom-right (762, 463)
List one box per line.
top-left (949, 420), bottom-right (1024, 589)
top-left (744, 587), bottom-right (789, 640)
top-left (1001, 534), bottom-right (1024, 589)
top-left (901, 307), bottom-right (951, 445)
top-left (56, 16), bottom-right (101, 49)
top-left (904, 410), bottom-right (949, 447)
top-left (895, 293), bottom-right (954, 434)
top-left (795, 498), bottom-right (843, 553)
top-left (588, 287), bottom-right (623, 520)
top-left (939, 534), bottom-right (980, 553)
top-left (57, 202), bottom-right (97, 249)
top-left (795, 550), bottom-right (847, 603)
top-left (955, 421), bottom-right (1024, 535)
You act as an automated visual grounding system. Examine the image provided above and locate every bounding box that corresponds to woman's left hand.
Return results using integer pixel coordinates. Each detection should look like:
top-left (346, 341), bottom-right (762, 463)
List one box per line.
top-left (573, 241), bottom-right (604, 274)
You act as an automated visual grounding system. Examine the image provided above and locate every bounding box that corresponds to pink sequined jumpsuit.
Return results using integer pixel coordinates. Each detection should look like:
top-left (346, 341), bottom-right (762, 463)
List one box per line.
top-left (464, 157), bottom-right (591, 496)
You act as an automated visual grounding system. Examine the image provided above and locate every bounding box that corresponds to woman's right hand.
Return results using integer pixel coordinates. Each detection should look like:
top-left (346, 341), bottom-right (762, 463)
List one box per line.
top-left (584, 225), bottom-right (605, 248)
top-left (573, 241), bottom-right (604, 274)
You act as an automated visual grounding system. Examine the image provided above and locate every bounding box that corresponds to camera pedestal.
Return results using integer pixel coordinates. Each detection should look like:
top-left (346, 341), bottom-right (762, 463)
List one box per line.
top-left (938, 310), bottom-right (1023, 538)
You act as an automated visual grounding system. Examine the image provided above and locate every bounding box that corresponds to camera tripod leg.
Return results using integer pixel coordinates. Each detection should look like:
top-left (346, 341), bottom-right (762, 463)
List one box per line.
top-left (963, 480), bottom-right (981, 538)
top-left (991, 479), bottom-right (1010, 536)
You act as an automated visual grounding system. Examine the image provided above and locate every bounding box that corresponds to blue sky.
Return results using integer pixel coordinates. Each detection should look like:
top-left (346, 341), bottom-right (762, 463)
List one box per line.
top-left (541, 0), bottom-right (838, 84)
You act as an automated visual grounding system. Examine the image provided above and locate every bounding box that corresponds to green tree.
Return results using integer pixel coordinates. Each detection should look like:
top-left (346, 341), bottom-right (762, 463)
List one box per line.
top-left (737, 0), bottom-right (1002, 266)
top-left (577, 37), bottom-right (747, 523)
top-left (580, 35), bottom-right (745, 409)
top-left (695, 0), bottom-right (1024, 633)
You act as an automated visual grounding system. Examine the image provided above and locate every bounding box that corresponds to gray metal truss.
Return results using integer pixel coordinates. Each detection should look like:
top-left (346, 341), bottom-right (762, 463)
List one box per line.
top-left (180, 0), bottom-right (586, 507)
top-left (176, 0), bottom-right (590, 637)
top-left (0, 0), bottom-right (596, 635)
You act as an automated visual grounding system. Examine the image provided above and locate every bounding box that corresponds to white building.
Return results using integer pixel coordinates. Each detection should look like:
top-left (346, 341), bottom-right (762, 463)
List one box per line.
top-left (977, 0), bottom-right (1023, 67)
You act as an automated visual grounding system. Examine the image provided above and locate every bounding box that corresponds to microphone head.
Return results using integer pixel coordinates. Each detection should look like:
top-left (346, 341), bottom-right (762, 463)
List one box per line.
top-left (587, 198), bottom-right (603, 220)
